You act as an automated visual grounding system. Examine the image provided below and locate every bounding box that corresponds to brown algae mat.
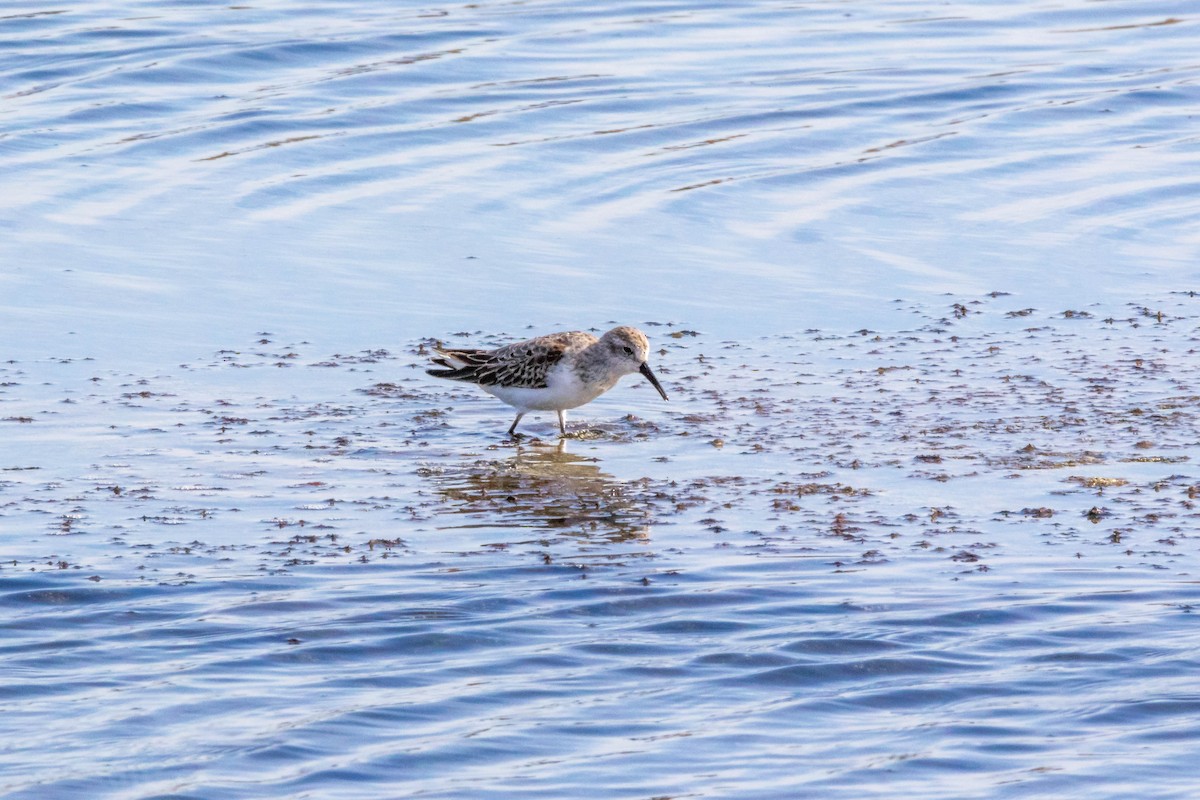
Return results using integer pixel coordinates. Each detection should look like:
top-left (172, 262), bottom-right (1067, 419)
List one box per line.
top-left (3, 292), bottom-right (1200, 583)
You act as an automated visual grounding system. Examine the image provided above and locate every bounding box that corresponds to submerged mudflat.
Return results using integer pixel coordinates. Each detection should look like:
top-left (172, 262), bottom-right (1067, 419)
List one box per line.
top-left (3, 293), bottom-right (1199, 798)
top-left (5, 292), bottom-right (1199, 579)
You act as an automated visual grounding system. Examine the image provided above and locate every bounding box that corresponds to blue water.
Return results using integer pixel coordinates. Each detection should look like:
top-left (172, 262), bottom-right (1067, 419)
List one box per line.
top-left (4, 1), bottom-right (1200, 798)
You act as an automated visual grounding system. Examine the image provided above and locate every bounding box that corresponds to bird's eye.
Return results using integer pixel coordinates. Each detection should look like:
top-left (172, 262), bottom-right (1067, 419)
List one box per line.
top-left (623, 346), bottom-right (634, 355)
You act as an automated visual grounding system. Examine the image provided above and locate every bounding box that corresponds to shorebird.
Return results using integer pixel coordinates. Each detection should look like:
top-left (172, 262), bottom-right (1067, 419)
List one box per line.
top-left (426, 326), bottom-right (669, 436)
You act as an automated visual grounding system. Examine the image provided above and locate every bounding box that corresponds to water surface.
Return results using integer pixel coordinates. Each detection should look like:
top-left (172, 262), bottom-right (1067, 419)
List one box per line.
top-left (3, 1), bottom-right (1200, 798)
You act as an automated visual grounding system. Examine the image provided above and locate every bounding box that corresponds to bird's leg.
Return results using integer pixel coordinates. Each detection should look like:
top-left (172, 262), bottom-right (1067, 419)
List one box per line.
top-left (507, 412), bottom-right (525, 438)
top-left (556, 409), bottom-right (568, 436)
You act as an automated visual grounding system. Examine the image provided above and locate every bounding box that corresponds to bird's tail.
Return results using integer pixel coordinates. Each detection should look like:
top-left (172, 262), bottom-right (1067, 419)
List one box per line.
top-left (426, 348), bottom-right (490, 381)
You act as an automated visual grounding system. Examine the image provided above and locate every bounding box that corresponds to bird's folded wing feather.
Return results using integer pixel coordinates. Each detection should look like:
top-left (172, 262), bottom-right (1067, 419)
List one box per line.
top-left (428, 343), bottom-right (566, 388)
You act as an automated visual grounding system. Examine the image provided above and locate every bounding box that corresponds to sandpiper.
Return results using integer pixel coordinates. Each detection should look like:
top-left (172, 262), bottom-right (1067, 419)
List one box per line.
top-left (426, 326), bottom-right (669, 436)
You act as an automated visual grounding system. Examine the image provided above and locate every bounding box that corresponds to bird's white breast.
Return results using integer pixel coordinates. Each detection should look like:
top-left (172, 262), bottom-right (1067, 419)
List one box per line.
top-left (482, 361), bottom-right (618, 412)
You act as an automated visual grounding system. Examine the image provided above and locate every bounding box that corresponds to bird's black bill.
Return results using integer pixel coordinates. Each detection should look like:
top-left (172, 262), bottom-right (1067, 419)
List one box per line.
top-left (639, 362), bottom-right (669, 401)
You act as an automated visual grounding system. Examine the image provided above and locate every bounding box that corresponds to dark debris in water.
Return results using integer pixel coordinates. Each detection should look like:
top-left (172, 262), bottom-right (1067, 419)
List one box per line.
top-left (4, 293), bottom-right (1200, 582)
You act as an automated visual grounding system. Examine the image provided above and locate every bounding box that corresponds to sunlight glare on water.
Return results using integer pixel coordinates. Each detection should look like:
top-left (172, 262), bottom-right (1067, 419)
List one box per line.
top-left (2, 0), bottom-right (1198, 360)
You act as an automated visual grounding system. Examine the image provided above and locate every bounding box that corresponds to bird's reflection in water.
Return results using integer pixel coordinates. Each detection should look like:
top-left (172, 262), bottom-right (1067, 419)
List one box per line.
top-left (432, 441), bottom-right (653, 543)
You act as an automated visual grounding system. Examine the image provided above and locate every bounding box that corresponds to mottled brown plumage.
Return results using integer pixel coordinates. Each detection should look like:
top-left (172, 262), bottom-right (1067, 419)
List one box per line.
top-left (427, 332), bottom-right (575, 389)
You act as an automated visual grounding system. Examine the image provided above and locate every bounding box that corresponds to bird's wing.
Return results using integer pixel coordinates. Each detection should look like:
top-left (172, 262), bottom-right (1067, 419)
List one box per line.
top-left (427, 340), bottom-right (568, 388)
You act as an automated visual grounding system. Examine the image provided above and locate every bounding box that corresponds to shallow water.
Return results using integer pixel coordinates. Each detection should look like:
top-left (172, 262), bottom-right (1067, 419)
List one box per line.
top-left (4, 1), bottom-right (1200, 798)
